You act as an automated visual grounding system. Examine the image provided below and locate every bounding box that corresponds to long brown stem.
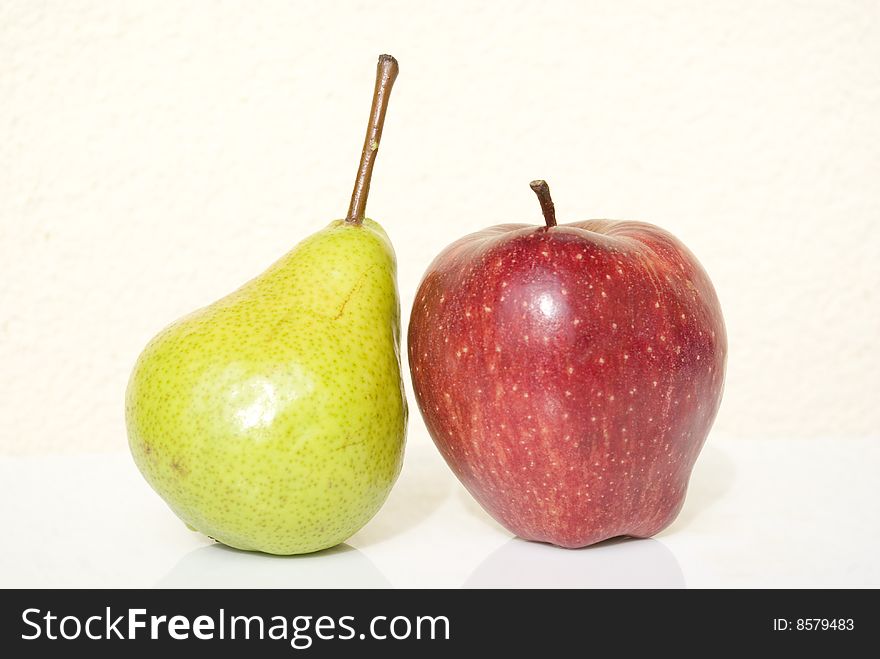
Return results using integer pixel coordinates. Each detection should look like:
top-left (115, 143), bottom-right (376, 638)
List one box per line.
top-left (529, 180), bottom-right (557, 228)
top-left (345, 55), bottom-right (399, 225)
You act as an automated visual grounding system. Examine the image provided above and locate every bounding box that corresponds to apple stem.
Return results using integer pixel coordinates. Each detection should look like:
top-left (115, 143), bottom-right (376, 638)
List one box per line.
top-left (529, 180), bottom-right (557, 228)
top-left (345, 54), bottom-right (399, 226)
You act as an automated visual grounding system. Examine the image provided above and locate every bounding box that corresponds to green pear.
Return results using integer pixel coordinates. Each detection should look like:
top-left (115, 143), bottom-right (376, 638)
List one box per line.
top-left (126, 55), bottom-right (406, 555)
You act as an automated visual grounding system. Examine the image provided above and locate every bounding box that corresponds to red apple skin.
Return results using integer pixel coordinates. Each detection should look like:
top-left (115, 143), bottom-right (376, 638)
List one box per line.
top-left (408, 220), bottom-right (726, 548)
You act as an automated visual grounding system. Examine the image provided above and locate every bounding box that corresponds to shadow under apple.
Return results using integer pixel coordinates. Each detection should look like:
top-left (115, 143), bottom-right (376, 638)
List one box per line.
top-left (465, 536), bottom-right (685, 588)
top-left (156, 542), bottom-right (390, 589)
top-left (665, 443), bottom-right (736, 533)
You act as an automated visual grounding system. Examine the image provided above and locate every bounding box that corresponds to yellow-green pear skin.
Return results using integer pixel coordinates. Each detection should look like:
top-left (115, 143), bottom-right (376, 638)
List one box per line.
top-left (126, 219), bottom-right (407, 555)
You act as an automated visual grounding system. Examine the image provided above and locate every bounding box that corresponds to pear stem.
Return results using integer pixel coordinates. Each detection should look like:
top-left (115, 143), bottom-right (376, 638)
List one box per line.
top-left (345, 54), bottom-right (399, 226)
top-left (529, 180), bottom-right (557, 228)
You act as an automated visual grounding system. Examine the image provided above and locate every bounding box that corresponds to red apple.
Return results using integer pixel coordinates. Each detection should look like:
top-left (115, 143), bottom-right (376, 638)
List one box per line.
top-left (408, 181), bottom-right (726, 548)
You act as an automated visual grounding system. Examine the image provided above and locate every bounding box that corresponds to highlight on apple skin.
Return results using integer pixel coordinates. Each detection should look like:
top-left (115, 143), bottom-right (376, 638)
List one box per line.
top-left (408, 180), bottom-right (727, 548)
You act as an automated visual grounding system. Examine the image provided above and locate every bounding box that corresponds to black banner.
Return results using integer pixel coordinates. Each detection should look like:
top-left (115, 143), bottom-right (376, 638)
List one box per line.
top-left (0, 589), bottom-right (871, 655)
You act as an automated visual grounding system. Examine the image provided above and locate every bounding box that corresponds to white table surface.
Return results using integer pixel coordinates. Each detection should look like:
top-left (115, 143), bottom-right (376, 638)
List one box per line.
top-left (1, 435), bottom-right (877, 588)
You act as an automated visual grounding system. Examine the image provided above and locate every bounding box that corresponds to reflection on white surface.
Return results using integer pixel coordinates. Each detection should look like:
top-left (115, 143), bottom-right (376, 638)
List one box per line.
top-left (465, 537), bottom-right (685, 588)
top-left (157, 542), bottom-right (390, 588)
top-left (3, 438), bottom-right (878, 588)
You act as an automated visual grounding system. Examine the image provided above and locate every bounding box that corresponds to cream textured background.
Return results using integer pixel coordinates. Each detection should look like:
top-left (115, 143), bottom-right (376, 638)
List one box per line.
top-left (1, 0), bottom-right (878, 454)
